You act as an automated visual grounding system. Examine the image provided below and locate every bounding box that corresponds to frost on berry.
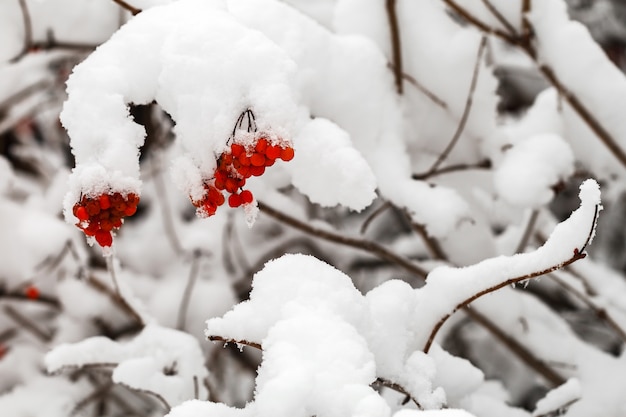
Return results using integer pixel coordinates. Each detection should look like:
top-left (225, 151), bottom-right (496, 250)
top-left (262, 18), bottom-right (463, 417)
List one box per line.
top-left (188, 110), bottom-right (295, 222)
top-left (72, 191), bottom-right (140, 248)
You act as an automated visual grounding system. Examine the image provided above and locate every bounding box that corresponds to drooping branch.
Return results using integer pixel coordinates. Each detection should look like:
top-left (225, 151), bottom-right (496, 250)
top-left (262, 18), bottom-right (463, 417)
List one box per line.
top-left (424, 203), bottom-right (600, 353)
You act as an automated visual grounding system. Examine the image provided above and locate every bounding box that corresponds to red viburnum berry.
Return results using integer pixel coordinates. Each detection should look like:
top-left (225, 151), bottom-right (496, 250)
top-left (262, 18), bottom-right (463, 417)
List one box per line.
top-left (0, 344), bottom-right (6, 360)
top-left (231, 143), bottom-right (245, 157)
top-left (25, 285), bottom-right (39, 300)
top-left (228, 193), bottom-right (243, 208)
top-left (238, 154), bottom-right (251, 166)
top-left (99, 194), bottom-right (111, 210)
top-left (265, 145), bottom-right (281, 160)
top-left (85, 200), bottom-right (100, 216)
top-left (240, 190), bottom-right (253, 204)
top-left (250, 165), bottom-right (265, 177)
top-left (95, 230), bottom-right (113, 247)
top-left (124, 205), bottom-right (137, 217)
top-left (280, 147), bottom-right (295, 161)
top-left (255, 138), bottom-right (268, 153)
top-left (75, 206), bottom-right (89, 221)
top-left (250, 153), bottom-right (265, 167)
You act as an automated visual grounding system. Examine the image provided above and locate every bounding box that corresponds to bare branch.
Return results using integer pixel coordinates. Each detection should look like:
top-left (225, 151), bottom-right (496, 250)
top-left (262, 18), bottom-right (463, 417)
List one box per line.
top-left (112, 0), bottom-right (142, 15)
top-left (258, 201), bottom-right (429, 280)
top-left (387, 64), bottom-right (448, 109)
top-left (176, 251), bottom-right (201, 331)
top-left (4, 305), bottom-right (53, 342)
top-left (207, 335), bottom-right (262, 351)
top-left (386, 0), bottom-right (403, 94)
top-left (515, 209), bottom-right (539, 254)
top-left (424, 204), bottom-right (600, 352)
top-left (480, 0), bottom-right (517, 35)
top-left (412, 159), bottom-right (491, 180)
top-left (84, 274), bottom-right (145, 327)
top-left (118, 382), bottom-right (171, 412)
top-left (360, 201), bottom-right (392, 235)
top-left (426, 35), bottom-right (487, 175)
top-left (374, 378), bottom-right (422, 409)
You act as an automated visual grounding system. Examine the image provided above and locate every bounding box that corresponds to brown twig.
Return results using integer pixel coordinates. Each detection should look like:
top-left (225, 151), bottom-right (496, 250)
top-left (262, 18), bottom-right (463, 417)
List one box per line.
top-left (207, 335), bottom-right (262, 351)
top-left (521, 0), bottom-right (532, 40)
top-left (386, 0), bottom-right (403, 94)
top-left (549, 272), bottom-right (626, 342)
top-left (480, 0), bottom-right (517, 34)
top-left (515, 209), bottom-right (539, 254)
top-left (412, 159), bottom-right (491, 180)
top-left (426, 35), bottom-right (487, 175)
top-left (258, 201), bottom-right (429, 280)
top-left (360, 201), bottom-right (392, 235)
top-left (112, 0), bottom-right (142, 15)
top-left (118, 383), bottom-right (171, 412)
top-left (0, 327), bottom-right (18, 344)
top-left (72, 381), bottom-right (114, 416)
top-left (84, 274), bottom-right (145, 326)
top-left (424, 204), bottom-right (600, 353)
top-left (406, 215), bottom-right (447, 260)
top-left (176, 251), bottom-right (201, 331)
top-left (388, 64), bottom-right (448, 109)
top-left (374, 378), bottom-right (422, 409)
top-left (12, 0), bottom-right (33, 63)
top-left (4, 305), bottom-right (53, 342)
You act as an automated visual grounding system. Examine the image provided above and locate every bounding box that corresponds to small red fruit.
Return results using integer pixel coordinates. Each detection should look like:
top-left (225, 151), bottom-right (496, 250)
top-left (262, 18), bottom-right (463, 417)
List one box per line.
top-left (265, 145), bottom-right (281, 160)
top-left (99, 194), bottom-right (111, 210)
top-left (255, 138), bottom-right (268, 153)
top-left (250, 165), bottom-right (265, 177)
top-left (228, 193), bottom-right (243, 208)
top-left (231, 143), bottom-right (245, 157)
top-left (75, 206), bottom-right (89, 221)
top-left (95, 230), bottom-right (113, 247)
top-left (240, 190), bottom-right (253, 204)
top-left (280, 147), bottom-right (295, 161)
top-left (250, 153), bottom-right (265, 167)
top-left (124, 205), bottom-right (137, 217)
top-left (25, 285), bottom-right (39, 300)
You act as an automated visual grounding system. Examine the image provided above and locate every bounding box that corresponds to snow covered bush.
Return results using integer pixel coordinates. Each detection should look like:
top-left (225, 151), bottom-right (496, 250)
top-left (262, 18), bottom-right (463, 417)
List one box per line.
top-left (3, 0), bottom-right (626, 416)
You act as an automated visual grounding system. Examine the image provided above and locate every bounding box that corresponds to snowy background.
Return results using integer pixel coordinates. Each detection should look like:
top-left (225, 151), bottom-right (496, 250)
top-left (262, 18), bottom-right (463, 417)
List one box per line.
top-left (2, 0), bottom-right (626, 416)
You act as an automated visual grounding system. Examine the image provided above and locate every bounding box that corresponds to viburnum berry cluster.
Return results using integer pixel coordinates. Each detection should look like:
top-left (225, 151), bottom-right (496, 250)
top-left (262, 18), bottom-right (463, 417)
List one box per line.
top-left (72, 192), bottom-right (139, 247)
top-left (192, 111), bottom-right (294, 218)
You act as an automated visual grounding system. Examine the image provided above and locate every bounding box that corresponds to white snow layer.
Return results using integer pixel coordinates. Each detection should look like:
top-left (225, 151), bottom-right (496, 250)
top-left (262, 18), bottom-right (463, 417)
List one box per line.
top-left (61, 0), bottom-right (382, 224)
top-left (532, 378), bottom-right (581, 416)
top-left (45, 324), bottom-right (208, 407)
top-left (200, 180), bottom-right (600, 417)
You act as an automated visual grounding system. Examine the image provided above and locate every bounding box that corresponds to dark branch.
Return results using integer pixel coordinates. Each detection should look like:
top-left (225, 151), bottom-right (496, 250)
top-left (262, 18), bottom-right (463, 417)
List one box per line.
top-left (386, 0), bottom-right (403, 94)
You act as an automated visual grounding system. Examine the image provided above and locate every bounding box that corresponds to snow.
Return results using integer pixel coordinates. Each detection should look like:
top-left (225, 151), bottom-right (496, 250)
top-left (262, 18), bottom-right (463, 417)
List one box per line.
top-left (532, 378), bottom-right (581, 416)
top-left (45, 324), bottom-right (208, 407)
top-left (494, 134), bottom-right (575, 208)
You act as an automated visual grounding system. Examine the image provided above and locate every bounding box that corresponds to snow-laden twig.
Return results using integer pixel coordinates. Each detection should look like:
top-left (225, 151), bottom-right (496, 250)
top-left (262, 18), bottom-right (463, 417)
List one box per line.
top-left (386, 0), bottom-right (403, 94)
top-left (423, 185), bottom-right (601, 352)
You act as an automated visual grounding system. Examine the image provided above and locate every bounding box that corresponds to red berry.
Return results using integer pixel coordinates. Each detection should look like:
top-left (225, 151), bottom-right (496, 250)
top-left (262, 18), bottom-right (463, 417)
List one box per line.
top-left (95, 230), bottom-right (113, 247)
top-left (99, 194), bottom-right (111, 210)
top-left (265, 158), bottom-right (275, 167)
top-left (84, 222), bottom-right (99, 236)
top-left (214, 177), bottom-right (226, 190)
top-left (250, 165), bottom-right (265, 177)
top-left (237, 166), bottom-right (251, 178)
top-left (0, 344), bottom-right (6, 360)
top-left (255, 138), bottom-right (268, 153)
top-left (100, 219), bottom-right (114, 232)
top-left (280, 147), bottom-right (295, 161)
top-left (231, 143), bottom-right (245, 157)
top-left (240, 190), bottom-right (253, 204)
top-left (25, 285), bottom-right (39, 300)
top-left (265, 145), bottom-right (281, 160)
top-left (85, 200), bottom-right (100, 216)
top-left (127, 193), bottom-right (138, 206)
top-left (228, 193), bottom-right (243, 208)
top-left (75, 206), bottom-right (89, 221)
top-left (225, 178), bottom-right (238, 193)
top-left (124, 205), bottom-right (137, 217)
top-left (250, 153), bottom-right (265, 167)
top-left (238, 154), bottom-right (251, 166)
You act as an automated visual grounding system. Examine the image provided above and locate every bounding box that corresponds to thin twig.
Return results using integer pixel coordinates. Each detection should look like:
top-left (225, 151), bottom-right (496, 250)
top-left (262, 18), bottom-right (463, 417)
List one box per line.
top-left (374, 378), bottom-right (422, 409)
top-left (176, 251), bottom-right (201, 330)
top-left (0, 328), bottom-right (18, 344)
top-left (207, 335), bottom-right (262, 350)
top-left (480, 0), bottom-right (517, 35)
top-left (521, 0), bottom-right (532, 40)
top-left (71, 381), bottom-right (114, 416)
top-left (412, 159), bottom-right (491, 180)
top-left (152, 157), bottom-right (185, 256)
top-left (549, 272), bottom-right (626, 342)
top-left (118, 383), bottom-right (171, 412)
top-left (360, 201), bottom-right (392, 235)
top-left (424, 204), bottom-right (600, 352)
top-left (387, 64), bottom-right (448, 109)
top-left (106, 256), bottom-right (120, 295)
top-left (515, 209), bottom-right (539, 254)
top-left (386, 0), bottom-right (403, 94)
top-left (14, 0), bottom-right (33, 61)
top-left (406, 215), bottom-right (447, 260)
top-left (258, 201), bottom-right (429, 280)
top-left (535, 398), bottom-right (579, 417)
top-left (84, 274), bottom-right (145, 326)
top-left (426, 35), bottom-right (487, 175)
top-left (193, 376), bottom-right (199, 400)
top-left (4, 305), bottom-right (52, 342)
top-left (112, 0), bottom-right (141, 15)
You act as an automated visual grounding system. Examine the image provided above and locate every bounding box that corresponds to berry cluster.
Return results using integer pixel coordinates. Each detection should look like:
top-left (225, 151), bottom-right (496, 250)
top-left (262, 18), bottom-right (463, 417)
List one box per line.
top-left (73, 192), bottom-right (139, 247)
top-left (192, 135), bottom-right (294, 217)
